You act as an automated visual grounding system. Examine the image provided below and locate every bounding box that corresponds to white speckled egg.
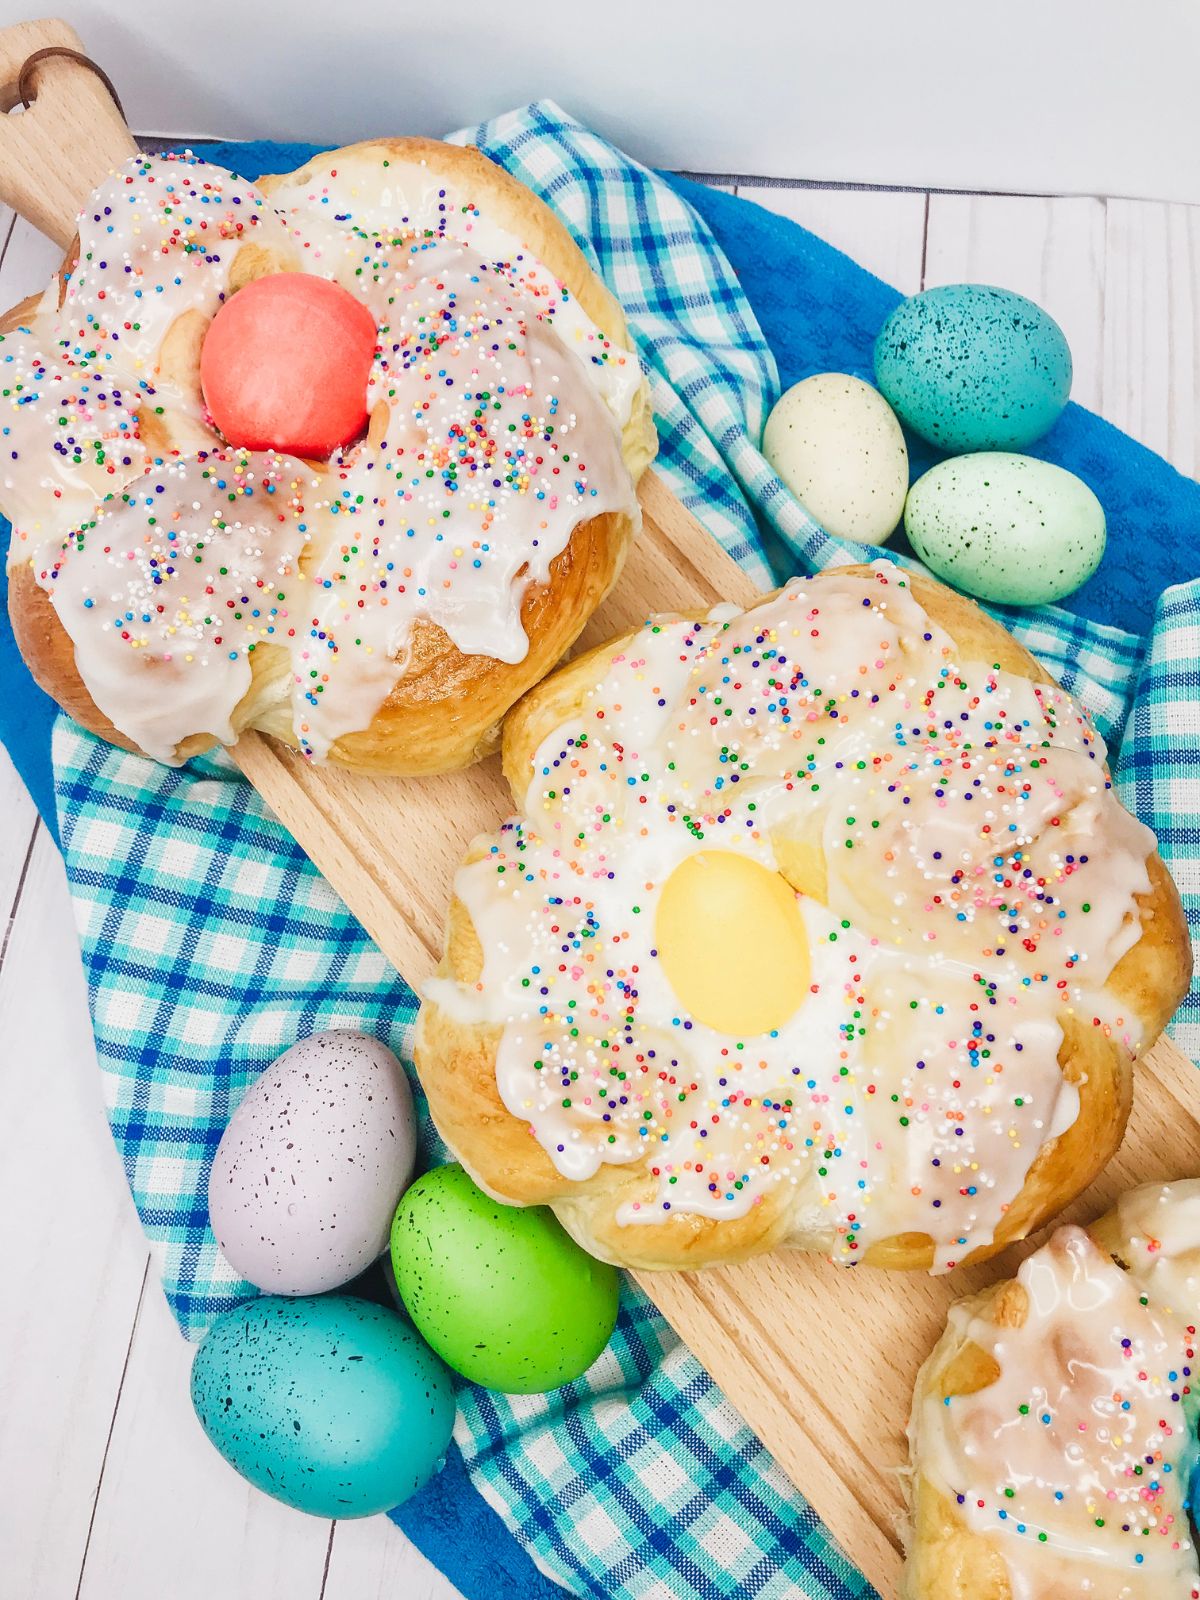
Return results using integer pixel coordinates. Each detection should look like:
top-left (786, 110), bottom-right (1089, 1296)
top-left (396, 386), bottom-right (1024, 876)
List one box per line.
top-left (904, 452), bottom-right (1106, 606)
top-left (209, 1031), bottom-right (417, 1295)
top-left (763, 373), bottom-right (908, 545)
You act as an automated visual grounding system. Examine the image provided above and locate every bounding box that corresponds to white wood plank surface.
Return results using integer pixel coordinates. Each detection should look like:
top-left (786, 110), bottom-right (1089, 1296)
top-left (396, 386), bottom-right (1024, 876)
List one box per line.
top-left (745, 184), bottom-right (928, 294)
top-left (0, 745), bottom-right (37, 932)
top-left (0, 210), bottom-right (464, 1600)
top-left (0, 829), bottom-right (148, 1599)
top-left (323, 1515), bottom-right (467, 1600)
top-left (1103, 199), bottom-right (1200, 474)
top-left (924, 194), bottom-right (1107, 413)
top-left (1, 167), bottom-right (1196, 1599)
top-left (78, 1284), bottom-right (334, 1600)
top-left (0, 212), bottom-right (63, 304)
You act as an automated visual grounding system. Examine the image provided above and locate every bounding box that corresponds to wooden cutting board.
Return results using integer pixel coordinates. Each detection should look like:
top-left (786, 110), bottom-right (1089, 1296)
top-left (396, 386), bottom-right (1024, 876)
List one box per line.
top-left (2, 22), bottom-right (1197, 1596)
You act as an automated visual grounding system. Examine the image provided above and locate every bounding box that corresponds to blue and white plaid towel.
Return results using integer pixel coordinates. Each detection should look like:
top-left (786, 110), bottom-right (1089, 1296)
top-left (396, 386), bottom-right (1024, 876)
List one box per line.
top-left (45, 102), bottom-right (1200, 1600)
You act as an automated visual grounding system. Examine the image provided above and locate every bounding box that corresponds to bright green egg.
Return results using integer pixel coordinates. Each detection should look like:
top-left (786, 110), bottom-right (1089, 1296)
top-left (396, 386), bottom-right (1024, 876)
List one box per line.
top-left (904, 452), bottom-right (1105, 606)
top-left (390, 1164), bottom-right (620, 1393)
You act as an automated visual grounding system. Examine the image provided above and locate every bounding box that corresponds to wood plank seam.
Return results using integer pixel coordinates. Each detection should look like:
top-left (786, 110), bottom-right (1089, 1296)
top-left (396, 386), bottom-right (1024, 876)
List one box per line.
top-left (73, 1258), bottom-right (153, 1600)
top-left (0, 818), bottom-right (41, 966)
top-left (0, 206), bottom-right (17, 266)
top-left (318, 1523), bottom-right (337, 1600)
top-left (681, 174), bottom-right (1116, 204)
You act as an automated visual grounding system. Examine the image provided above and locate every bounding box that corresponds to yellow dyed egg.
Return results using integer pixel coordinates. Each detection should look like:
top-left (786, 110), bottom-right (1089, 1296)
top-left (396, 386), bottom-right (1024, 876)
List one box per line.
top-left (655, 851), bottom-right (810, 1035)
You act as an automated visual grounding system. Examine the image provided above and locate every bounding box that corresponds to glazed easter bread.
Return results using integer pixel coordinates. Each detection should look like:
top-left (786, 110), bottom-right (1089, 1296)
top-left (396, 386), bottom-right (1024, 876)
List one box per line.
top-left (2, 139), bottom-right (655, 772)
top-left (416, 564), bottom-right (1190, 1273)
top-left (904, 1177), bottom-right (1200, 1599)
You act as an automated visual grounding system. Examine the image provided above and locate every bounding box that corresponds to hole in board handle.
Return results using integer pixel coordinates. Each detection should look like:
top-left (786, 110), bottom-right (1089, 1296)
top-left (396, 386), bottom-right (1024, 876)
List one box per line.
top-left (3, 46), bottom-right (125, 122)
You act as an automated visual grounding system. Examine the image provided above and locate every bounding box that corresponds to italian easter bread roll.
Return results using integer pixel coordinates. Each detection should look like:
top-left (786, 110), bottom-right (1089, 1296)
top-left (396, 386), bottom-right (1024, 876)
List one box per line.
top-left (415, 563), bottom-right (1190, 1272)
top-left (904, 1177), bottom-right (1200, 1599)
top-left (2, 139), bottom-right (655, 771)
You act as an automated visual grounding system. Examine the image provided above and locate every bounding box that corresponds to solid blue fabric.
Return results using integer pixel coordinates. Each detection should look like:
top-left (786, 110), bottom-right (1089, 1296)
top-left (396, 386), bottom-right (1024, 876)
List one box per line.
top-left (2, 134), bottom-right (1198, 1600)
top-left (0, 560), bottom-right (59, 839)
top-left (389, 1443), bottom-right (569, 1600)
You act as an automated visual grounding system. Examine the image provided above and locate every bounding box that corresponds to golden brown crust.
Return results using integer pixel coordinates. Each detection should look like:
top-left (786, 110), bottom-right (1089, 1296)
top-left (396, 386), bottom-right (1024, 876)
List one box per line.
top-left (415, 568), bottom-right (1192, 1271)
top-left (8, 502), bottom-right (636, 776)
top-left (0, 290), bottom-right (49, 336)
top-left (3, 138), bottom-right (656, 774)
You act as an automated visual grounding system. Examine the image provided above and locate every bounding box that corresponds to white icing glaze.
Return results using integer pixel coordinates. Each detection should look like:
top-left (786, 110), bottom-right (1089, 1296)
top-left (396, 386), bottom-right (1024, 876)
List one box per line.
top-left (263, 148), bottom-right (642, 429)
top-left (914, 1182), bottom-right (1200, 1598)
top-left (427, 568), bottom-right (1158, 1268)
top-left (3, 158), bottom-right (292, 558)
top-left (296, 283), bottom-right (633, 759)
top-left (1, 319), bottom-right (147, 551)
top-left (1, 149), bottom-right (640, 761)
top-left (64, 156), bottom-right (296, 374)
top-left (1115, 1181), bottom-right (1200, 1322)
top-left (41, 449), bottom-right (311, 761)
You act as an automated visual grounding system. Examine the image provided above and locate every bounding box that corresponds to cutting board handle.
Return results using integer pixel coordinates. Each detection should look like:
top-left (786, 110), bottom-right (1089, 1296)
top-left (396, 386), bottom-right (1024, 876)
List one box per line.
top-left (0, 17), bottom-right (136, 248)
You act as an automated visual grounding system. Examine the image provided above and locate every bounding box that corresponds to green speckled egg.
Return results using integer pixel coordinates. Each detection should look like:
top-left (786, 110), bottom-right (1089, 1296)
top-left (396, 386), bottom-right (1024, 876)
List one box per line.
top-left (875, 284), bottom-right (1071, 452)
top-left (904, 453), bottom-right (1105, 606)
top-left (190, 1295), bottom-right (454, 1517)
top-left (390, 1163), bottom-right (620, 1393)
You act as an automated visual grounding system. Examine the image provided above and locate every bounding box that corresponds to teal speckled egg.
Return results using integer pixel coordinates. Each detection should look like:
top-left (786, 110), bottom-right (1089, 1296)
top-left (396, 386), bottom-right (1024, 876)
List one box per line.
top-left (391, 1163), bottom-right (620, 1394)
top-left (875, 285), bottom-right (1071, 452)
top-left (190, 1295), bottom-right (454, 1517)
top-left (904, 453), bottom-right (1105, 606)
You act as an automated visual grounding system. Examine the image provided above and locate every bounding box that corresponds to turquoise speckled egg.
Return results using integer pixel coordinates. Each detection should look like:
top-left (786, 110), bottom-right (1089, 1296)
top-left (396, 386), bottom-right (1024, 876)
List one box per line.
top-left (190, 1295), bottom-right (454, 1517)
top-left (904, 453), bottom-right (1105, 606)
top-left (391, 1163), bottom-right (620, 1393)
top-left (875, 284), bottom-right (1071, 452)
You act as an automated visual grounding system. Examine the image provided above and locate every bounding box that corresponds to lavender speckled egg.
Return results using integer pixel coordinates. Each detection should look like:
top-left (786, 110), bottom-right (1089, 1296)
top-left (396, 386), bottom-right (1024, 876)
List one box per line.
top-left (190, 1295), bottom-right (454, 1517)
top-left (874, 284), bottom-right (1072, 452)
top-left (209, 1030), bottom-right (417, 1295)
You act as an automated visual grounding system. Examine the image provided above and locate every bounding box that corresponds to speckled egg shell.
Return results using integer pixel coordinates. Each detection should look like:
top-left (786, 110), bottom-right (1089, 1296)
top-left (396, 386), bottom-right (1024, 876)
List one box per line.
top-left (209, 1030), bottom-right (417, 1295)
top-left (762, 373), bottom-right (908, 545)
top-left (904, 452), bottom-right (1106, 606)
top-left (874, 284), bottom-right (1072, 452)
top-left (190, 1295), bottom-right (454, 1517)
top-left (390, 1163), bottom-right (620, 1394)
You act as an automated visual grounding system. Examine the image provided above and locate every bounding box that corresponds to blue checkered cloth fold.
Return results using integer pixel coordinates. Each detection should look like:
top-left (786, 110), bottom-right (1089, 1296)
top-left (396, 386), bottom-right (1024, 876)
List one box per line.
top-left (35, 101), bottom-right (1200, 1600)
